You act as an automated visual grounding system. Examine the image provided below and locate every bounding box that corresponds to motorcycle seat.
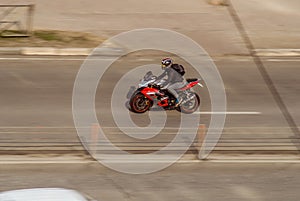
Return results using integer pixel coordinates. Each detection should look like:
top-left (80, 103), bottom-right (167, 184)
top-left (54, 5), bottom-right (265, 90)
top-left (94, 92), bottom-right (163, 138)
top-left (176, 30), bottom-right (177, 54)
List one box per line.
top-left (186, 78), bottom-right (198, 83)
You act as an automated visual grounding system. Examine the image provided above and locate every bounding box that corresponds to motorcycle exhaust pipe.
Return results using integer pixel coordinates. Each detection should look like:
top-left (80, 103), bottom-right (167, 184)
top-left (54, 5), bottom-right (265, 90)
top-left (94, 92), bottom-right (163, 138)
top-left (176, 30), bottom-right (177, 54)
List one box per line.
top-left (181, 94), bottom-right (196, 104)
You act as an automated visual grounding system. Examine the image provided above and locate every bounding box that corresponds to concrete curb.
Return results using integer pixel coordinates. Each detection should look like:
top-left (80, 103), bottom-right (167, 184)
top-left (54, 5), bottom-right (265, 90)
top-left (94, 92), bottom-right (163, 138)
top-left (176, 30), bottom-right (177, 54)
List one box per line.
top-left (207, 154), bottom-right (300, 160)
top-left (1, 47), bottom-right (300, 57)
top-left (254, 49), bottom-right (300, 57)
top-left (0, 47), bottom-right (125, 56)
top-left (1, 154), bottom-right (300, 163)
top-left (21, 47), bottom-right (91, 56)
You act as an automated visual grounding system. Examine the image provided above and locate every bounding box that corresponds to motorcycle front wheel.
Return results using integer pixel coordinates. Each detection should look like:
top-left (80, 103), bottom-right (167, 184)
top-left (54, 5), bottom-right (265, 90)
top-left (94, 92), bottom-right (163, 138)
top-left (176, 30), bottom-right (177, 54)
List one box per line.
top-left (129, 93), bottom-right (152, 113)
top-left (176, 93), bottom-right (200, 114)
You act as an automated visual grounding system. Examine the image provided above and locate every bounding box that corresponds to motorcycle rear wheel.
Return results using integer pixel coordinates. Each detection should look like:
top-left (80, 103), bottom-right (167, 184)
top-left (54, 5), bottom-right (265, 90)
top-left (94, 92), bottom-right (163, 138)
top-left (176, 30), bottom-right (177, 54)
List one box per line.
top-left (176, 93), bottom-right (200, 114)
top-left (130, 93), bottom-right (152, 113)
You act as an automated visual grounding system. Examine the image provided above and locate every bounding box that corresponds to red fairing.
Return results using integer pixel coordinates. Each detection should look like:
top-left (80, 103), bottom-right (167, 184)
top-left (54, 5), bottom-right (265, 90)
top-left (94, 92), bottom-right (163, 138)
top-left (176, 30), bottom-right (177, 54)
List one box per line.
top-left (140, 87), bottom-right (161, 100)
top-left (179, 81), bottom-right (199, 91)
top-left (157, 99), bottom-right (169, 107)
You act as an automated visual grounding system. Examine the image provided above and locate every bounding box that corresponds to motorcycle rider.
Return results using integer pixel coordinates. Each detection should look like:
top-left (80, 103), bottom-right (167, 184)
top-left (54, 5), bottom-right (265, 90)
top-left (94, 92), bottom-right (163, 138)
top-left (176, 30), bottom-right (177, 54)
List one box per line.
top-left (155, 58), bottom-right (186, 107)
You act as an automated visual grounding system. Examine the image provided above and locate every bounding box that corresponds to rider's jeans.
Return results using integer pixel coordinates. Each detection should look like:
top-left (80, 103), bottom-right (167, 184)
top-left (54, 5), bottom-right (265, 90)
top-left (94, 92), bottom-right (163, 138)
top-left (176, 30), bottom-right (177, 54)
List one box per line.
top-left (166, 81), bottom-right (186, 100)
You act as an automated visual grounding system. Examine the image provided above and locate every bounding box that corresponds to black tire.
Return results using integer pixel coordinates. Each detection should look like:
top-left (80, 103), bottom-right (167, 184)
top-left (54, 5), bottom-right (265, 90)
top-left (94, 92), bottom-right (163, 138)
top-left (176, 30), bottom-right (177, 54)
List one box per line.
top-left (129, 93), bottom-right (152, 113)
top-left (176, 93), bottom-right (200, 114)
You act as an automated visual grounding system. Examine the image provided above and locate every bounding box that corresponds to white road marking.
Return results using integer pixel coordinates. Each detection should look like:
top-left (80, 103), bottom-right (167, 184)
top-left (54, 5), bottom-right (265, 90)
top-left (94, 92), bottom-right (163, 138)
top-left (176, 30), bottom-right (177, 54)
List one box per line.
top-left (209, 160), bottom-right (300, 163)
top-left (0, 57), bottom-right (155, 61)
top-left (194, 111), bottom-right (261, 115)
top-left (1, 57), bottom-right (300, 62)
top-left (0, 57), bottom-right (111, 61)
top-left (0, 161), bottom-right (92, 164)
top-left (254, 49), bottom-right (300, 57)
top-left (0, 126), bottom-right (293, 129)
top-left (1, 159), bottom-right (300, 164)
top-left (137, 58), bottom-right (155, 61)
top-left (75, 11), bottom-right (209, 14)
top-left (266, 59), bottom-right (300, 62)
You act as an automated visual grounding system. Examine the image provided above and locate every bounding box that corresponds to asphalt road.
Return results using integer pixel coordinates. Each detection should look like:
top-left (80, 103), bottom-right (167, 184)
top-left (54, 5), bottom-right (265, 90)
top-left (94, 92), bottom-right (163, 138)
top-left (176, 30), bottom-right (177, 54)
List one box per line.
top-left (1, 162), bottom-right (300, 201)
top-left (0, 55), bottom-right (299, 155)
top-left (0, 55), bottom-right (298, 127)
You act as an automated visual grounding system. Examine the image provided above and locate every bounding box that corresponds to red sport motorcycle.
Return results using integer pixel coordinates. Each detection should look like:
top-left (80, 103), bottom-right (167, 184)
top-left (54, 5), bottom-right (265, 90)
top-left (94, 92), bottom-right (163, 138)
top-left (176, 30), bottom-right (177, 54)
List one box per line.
top-left (129, 71), bottom-right (203, 114)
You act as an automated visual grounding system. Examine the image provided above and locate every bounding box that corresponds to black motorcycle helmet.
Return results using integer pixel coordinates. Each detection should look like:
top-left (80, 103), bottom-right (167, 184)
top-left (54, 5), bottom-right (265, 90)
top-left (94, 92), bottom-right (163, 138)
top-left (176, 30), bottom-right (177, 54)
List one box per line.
top-left (161, 58), bottom-right (173, 69)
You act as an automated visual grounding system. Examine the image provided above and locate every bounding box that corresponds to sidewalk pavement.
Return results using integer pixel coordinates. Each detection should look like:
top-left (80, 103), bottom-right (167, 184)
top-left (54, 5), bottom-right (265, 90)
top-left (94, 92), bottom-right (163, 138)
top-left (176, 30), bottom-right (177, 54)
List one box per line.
top-left (1, 1), bottom-right (299, 56)
top-left (231, 0), bottom-right (300, 49)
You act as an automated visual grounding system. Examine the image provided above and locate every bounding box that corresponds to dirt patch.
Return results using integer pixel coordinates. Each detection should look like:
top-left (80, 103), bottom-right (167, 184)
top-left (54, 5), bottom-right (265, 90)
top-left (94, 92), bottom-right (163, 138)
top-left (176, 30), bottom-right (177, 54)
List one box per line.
top-left (0, 30), bottom-right (105, 47)
top-left (207, 0), bottom-right (229, 6)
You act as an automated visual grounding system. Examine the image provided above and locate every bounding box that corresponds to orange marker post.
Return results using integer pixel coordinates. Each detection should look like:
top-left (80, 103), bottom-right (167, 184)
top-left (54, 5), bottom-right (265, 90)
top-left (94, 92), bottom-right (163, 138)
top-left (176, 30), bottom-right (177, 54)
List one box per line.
top-left (196, 124), bottom-right (206, 153)
top-left (91, 123), bottom-right (100, 154)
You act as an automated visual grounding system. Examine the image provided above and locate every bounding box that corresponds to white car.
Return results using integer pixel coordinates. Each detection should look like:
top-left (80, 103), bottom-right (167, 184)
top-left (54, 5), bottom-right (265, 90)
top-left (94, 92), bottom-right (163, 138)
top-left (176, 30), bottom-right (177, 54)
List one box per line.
top-left (0, 188), bottom-right (96, 201)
